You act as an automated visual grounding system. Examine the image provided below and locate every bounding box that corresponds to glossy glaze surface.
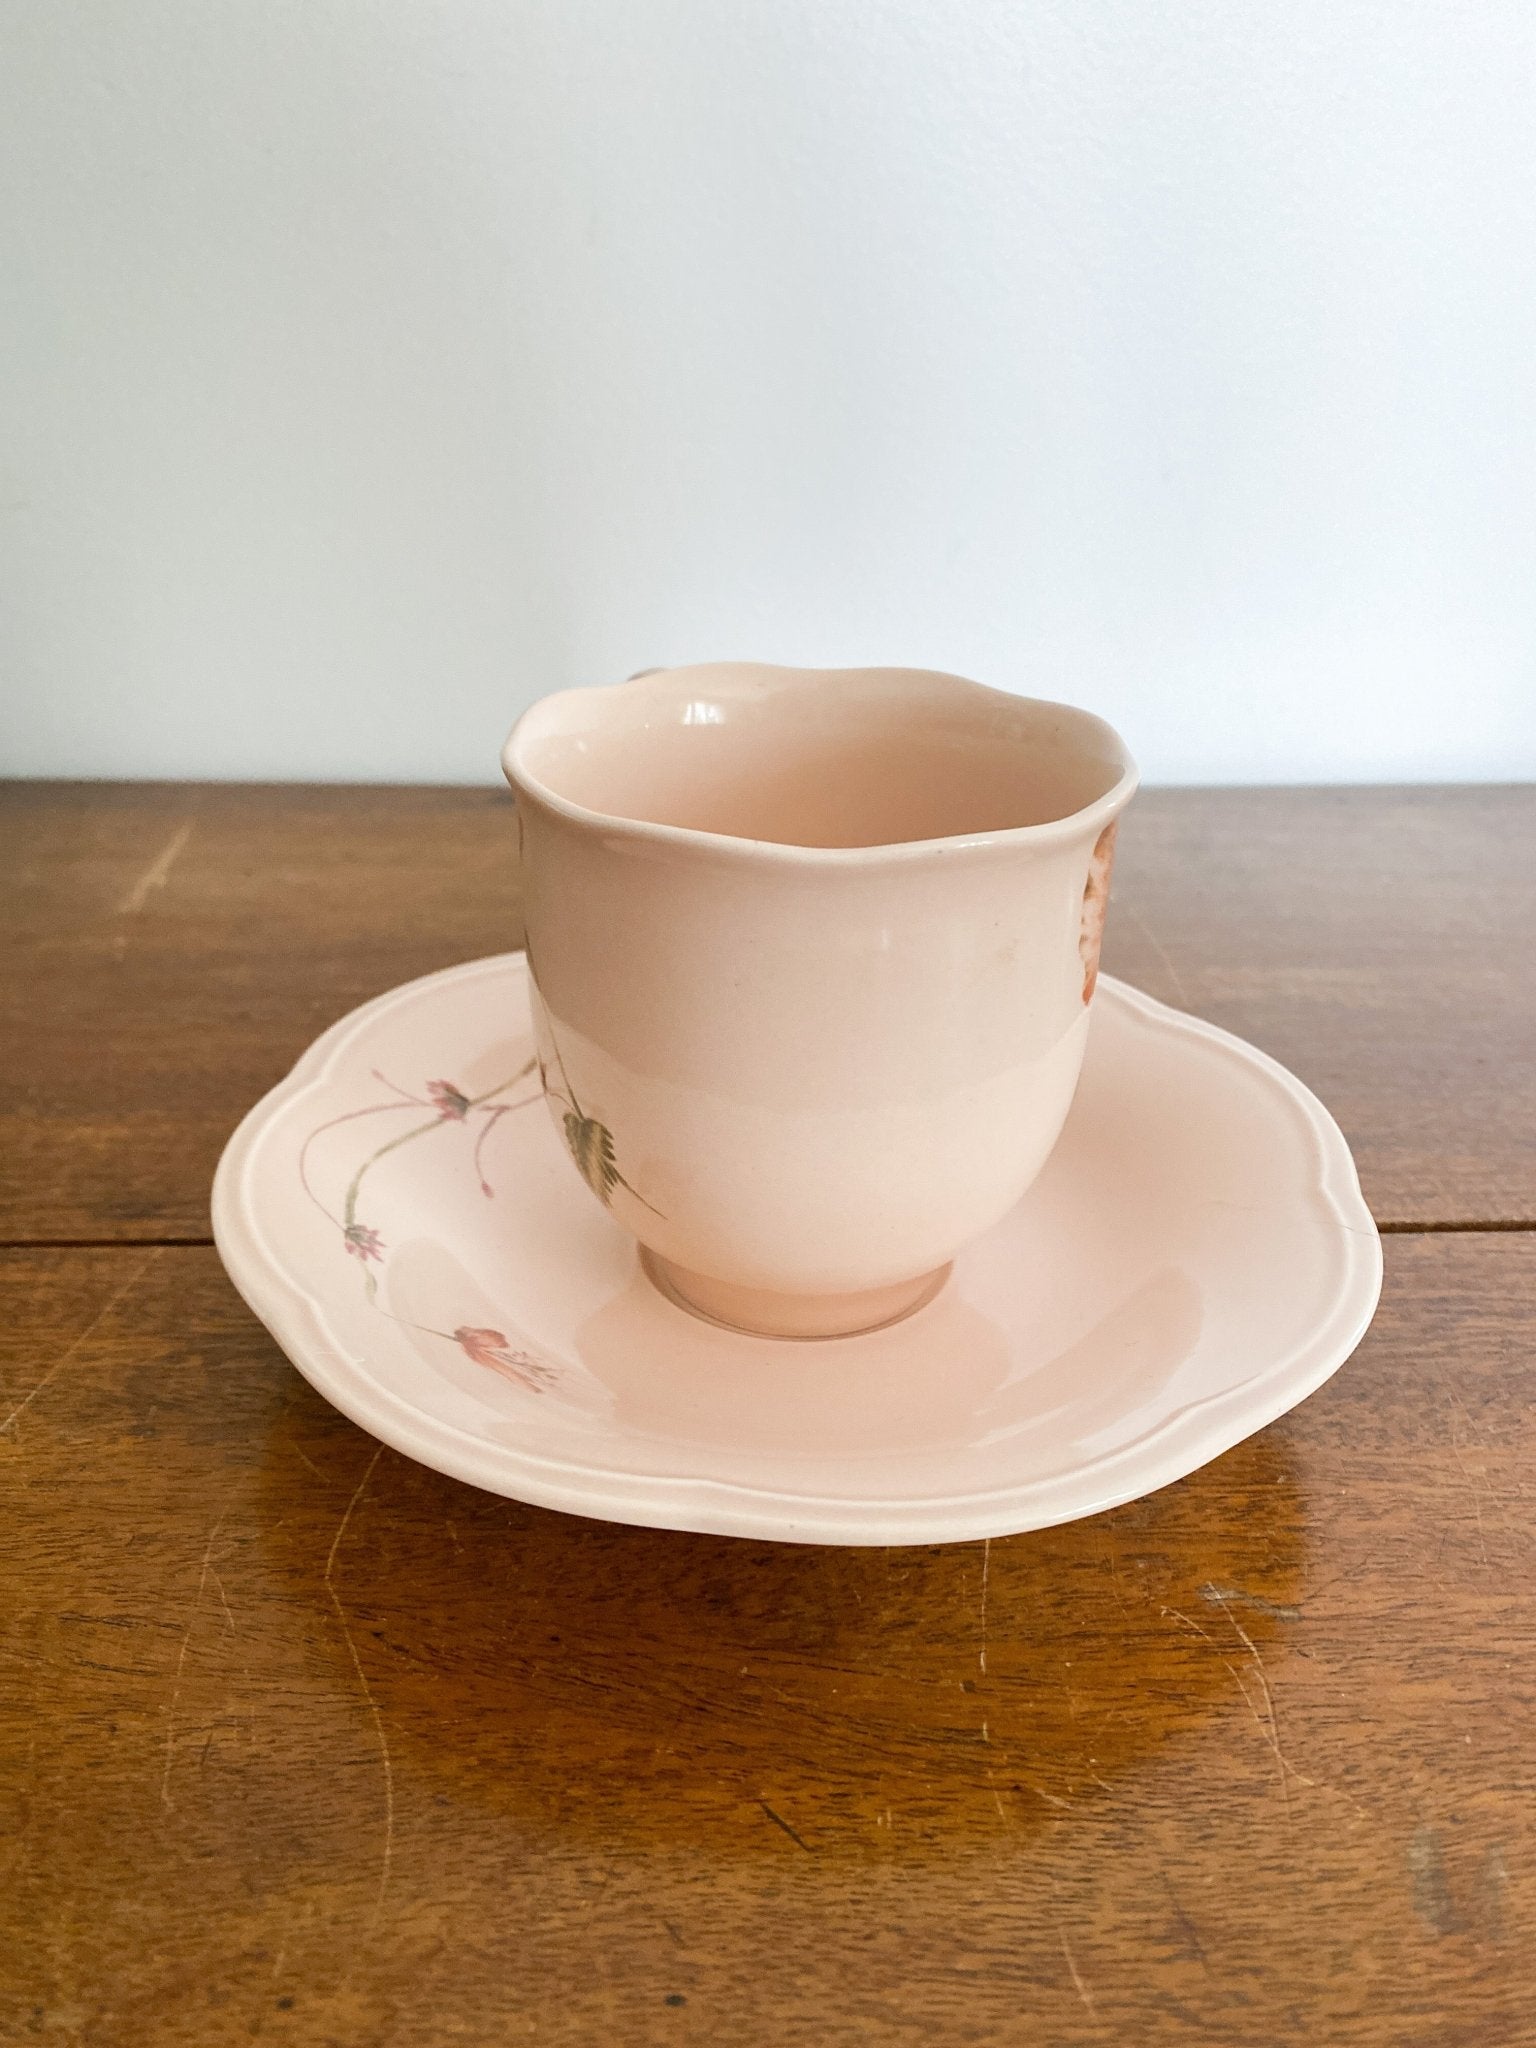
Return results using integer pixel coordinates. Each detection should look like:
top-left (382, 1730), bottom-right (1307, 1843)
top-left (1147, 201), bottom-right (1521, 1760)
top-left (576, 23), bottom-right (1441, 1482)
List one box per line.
top-left (212, 954), bottom-right (1382, 1545)
top-left (503, 664), bottom-right (1138, 1325)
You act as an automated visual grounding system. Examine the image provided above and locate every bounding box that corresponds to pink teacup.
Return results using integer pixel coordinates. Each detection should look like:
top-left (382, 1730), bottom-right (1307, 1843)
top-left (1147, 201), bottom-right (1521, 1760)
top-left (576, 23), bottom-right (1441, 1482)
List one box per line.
top-left (503, 663), bottom-right (1137, 1339)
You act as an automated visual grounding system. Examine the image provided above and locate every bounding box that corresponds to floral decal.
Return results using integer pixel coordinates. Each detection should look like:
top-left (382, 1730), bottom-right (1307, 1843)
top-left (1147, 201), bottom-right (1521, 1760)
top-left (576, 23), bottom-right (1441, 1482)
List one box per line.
top-left (453, 1326), bottom-right (556, 1392)
top-left (525, 942), bottom-right (662, 1217)
top-left (1080, 821), bottom-right (1118, 1004)
top-left (427, 1080), bottom-right (471, 1121)
top-left (299, 1051), bottom-right (559, 1394)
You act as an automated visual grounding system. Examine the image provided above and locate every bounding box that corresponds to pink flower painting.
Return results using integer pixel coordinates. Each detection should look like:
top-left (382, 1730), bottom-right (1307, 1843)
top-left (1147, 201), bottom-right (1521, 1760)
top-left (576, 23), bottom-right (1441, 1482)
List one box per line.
top-left (297, 1056), bottom-right (560, 1394)
top-left (453, 1326), bottom-right (558, 1393)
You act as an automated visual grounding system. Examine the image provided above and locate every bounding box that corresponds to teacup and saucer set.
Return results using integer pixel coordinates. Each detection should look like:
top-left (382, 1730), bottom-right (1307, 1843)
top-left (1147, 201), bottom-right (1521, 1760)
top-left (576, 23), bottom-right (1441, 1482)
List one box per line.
top-left (213, 665), bottom-right (1381, 1544)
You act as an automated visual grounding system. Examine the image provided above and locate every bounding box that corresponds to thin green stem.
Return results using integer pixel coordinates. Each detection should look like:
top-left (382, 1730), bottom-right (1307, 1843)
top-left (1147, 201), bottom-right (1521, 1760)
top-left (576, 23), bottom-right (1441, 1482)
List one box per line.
top-left (524, 940), bottom-right (583, 1119)
top-left (342, 1059), bottom-right (538, 1230)
top-left (343, 1115), bottom-right (440, 1231)
top-left (612, 1169), bottom-right (666, 1219)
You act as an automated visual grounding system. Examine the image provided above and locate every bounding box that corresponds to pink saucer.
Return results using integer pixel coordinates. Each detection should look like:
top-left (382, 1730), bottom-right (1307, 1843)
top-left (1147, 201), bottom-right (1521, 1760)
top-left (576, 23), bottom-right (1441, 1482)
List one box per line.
top-left (212, 955), bottom-right (1381, 1545)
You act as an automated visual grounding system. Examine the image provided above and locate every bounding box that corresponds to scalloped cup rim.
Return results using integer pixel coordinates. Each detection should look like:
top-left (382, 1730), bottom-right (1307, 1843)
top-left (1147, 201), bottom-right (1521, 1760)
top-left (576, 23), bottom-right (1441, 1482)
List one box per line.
top-left (502, 662), bottom-right (1140, 863)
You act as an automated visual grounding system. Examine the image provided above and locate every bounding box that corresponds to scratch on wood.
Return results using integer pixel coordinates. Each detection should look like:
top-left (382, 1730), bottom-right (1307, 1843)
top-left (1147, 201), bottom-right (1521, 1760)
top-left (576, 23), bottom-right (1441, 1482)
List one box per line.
top-left (325, 1444), bottom-right (395, 1932)
top-left (757, 1799), bottom-right (812, 1853)
top-left (209, 1567), bottom-right (237, 1636)
top-left (289, 1439), bottom-right (329, 1482)
top-left (1409, 1823), bottom-right (1462, 1936)
top-left (1441, 1398), bottom-right (1497, 1555)
top-left (1485, 1843), bottom-right (1509, 1942)
top-left (1160, 1603), bottom-right (1227, 1655)
top-left (1200, 1582), bottom-right (1301, 1622)
top-left (117, 820), bottom-right (194, 915)
top-left (1017, 1776), bottom-right (1075, 1813)
top-left (1166, 1600), bottom-right (1297, 1810)
top-left (1058, 1928), bottom-right (1097, 2016)
top-left (978, 1535), bottom-right (990, 1674)
top-left (1446, 1438), bottom-right (1493, 1564)
top-left (162, 1511), bottom-right (227, 1810)
top-left (1162, 1869), bottom-right (1210, 1972)
top-left (1440, 1377), bottom-right (1520, 1489)
top-left (1, 1249), bottom-right (162, 1440)
top-left (1101, 1526), bottom-right (1132, 1617)
top-left (1204, 1587), bottom-right (1315, 1813)
top-left (1120, 899), bottom-right (1193, 1011)
top-left (1439, 1372), bottom-right (1526, 1545)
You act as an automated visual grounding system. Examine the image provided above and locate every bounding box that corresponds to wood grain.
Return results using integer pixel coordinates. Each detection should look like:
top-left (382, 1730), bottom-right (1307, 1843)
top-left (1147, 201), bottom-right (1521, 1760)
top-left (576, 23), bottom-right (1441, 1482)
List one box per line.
top-left (0, 782), bottom-right (521, 1243)
top-left (1104, 785), bottom-right (1536, 1230)
top-left (3, 1235), bottom-right (1535, 2046)
top-left (1, 781), bottom-right (1533, 1240)
top-left (4, 777), bottom-right (1534, 2044)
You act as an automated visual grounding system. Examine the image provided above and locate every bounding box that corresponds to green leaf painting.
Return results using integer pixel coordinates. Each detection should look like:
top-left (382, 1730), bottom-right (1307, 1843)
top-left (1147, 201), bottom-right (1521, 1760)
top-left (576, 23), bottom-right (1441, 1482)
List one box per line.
top-left (563, 1111), bottom-right (622, 1205)
top-left (526, 942), bottom-right (663, 1218)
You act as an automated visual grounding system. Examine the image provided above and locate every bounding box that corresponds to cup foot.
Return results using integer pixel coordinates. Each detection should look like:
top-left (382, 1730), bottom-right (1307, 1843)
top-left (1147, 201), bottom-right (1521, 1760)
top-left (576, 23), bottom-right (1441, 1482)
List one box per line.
top-left (640, 1249), bottom-right (952, 1340)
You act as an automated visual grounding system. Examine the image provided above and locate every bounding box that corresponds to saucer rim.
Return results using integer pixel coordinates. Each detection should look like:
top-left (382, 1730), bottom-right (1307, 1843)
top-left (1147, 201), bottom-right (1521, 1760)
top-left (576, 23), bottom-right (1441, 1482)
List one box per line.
top-left (212, 956), bottom-right (1383, 1546)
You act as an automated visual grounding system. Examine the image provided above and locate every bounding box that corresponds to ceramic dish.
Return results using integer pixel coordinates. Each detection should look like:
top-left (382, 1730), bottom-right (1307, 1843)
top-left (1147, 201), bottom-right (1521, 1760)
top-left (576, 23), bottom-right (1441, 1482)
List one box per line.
top-left (212, 954), bottom-right (1381, 1545)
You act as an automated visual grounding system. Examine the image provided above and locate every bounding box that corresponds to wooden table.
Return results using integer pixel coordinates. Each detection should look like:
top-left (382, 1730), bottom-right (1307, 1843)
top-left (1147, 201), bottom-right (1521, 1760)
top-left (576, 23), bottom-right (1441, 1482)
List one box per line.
top-left (3, 781), bottom-right (1533, 2047)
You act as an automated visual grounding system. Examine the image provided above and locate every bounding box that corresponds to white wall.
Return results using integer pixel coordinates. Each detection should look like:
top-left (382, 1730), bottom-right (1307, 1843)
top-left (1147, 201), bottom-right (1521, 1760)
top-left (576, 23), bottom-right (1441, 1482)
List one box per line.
top-left (3, 1), bottom-right (1534, 786)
